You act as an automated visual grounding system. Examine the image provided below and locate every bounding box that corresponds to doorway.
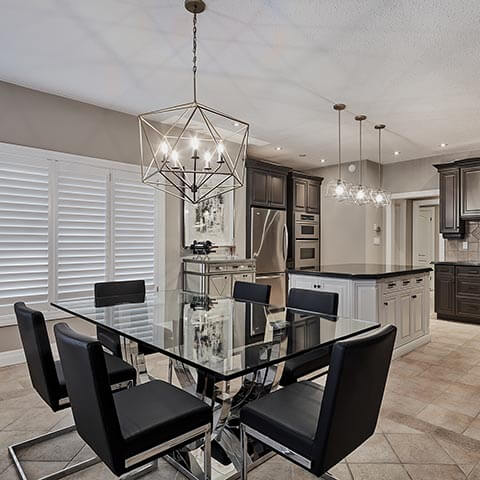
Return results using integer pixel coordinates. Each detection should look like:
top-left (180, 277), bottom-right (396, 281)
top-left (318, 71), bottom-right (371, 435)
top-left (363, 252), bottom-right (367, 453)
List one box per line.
top-left (386, 190), bottom-right (444, 316)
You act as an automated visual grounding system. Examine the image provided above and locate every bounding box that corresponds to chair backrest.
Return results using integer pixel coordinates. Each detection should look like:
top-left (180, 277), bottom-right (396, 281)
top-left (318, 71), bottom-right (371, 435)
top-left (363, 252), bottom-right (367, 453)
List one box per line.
top-left (14, 302), bottom-right (62, 411)
top-left (54, 323), bottom-right (123, 473)
top-left (311, 324), bottom-right (396, 476)
top-left (94, 280), bottom-right (145, 356)
top-left (94, 279), bottom-right (145, 307)
top-left (287, 288), bottom-right (339, 316)
top-left (233, 281), bottom-right (271, 304)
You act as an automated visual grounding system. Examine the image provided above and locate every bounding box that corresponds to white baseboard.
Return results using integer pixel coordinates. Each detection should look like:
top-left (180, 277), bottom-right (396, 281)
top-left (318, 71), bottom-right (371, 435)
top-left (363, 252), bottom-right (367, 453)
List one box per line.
top-left (0, 342), bottom-right (58, 368)
top-left (392, 334), bottom-right (431, 360)
top-left (0, 348), bottom-right (26, 367)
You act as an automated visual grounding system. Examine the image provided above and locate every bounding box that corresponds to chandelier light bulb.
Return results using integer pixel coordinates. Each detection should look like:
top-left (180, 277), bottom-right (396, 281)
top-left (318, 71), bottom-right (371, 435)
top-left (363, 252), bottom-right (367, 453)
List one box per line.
top-left (191, 136), bottom-right (200, 151)
top-left (217, 142), bottom-right (224, 154)
top-left (356, 189), bottom-right (365, 200)
top-left (161, 141), bottom-right (168, 155)
top-left (204, 151), bottom-right (212, 170)
top-left (375, 192), bottom-right (383, 203)
top-left (171, 150), bottom-right (180, 169)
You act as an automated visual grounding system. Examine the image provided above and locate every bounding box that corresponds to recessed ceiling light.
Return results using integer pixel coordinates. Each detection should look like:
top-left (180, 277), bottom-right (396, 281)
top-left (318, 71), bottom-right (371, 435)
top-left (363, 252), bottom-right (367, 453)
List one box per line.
top-left (440, 143), bottom-right (448, 148)
top-left (275, 146), bottom-right (282, 151)
top-left (233, 122), bottom-right (240, 127)
top-left (320, 158), bottom-right (326, 163)
top-left (394, 151), bottom-right (401, 156)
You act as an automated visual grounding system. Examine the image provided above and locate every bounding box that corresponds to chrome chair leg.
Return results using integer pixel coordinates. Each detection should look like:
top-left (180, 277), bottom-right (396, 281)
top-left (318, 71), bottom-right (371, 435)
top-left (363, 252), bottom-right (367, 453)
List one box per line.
top-left (321, 472), bottom-right (338, 480)
top-left (168, 358), bottom-right (173, 384)
top-left (204, 425), bottom-right (212, 480)
top-left (8, 425), bottom-right (100, 480)
top-left (240, 424), bottom-right (248, 480)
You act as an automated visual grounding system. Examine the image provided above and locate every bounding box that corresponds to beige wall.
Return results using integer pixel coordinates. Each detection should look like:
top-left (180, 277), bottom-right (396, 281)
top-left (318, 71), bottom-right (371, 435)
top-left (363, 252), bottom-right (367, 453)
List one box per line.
top-left (0, 81), bottom-right (245, 357)
top-left (309, 160), bottom-right (384, 265)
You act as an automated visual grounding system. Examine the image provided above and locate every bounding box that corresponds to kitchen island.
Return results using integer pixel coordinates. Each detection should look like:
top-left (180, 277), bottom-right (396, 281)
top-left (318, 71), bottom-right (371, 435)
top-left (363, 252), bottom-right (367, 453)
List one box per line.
top-left (289, 264), bottom-right (433, 356)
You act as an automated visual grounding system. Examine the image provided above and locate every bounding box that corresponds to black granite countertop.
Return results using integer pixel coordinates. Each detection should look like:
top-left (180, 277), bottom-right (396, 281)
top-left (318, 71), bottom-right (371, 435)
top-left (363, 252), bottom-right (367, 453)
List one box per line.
top-left (289, 263), bottom-right (432, 279)
top-left (434, 261), bottom-right (480, 266)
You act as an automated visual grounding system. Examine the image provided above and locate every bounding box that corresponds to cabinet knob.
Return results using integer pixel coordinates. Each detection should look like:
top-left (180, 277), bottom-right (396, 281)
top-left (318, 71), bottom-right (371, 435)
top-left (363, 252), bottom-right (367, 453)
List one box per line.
top-left (384, 302), bottom-right (388, 306)
top-left (412, 295), bottom-right (417, 299)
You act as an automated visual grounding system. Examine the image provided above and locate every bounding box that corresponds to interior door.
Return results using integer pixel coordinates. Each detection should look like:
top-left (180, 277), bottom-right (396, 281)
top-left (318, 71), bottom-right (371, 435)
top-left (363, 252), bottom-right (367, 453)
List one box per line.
top-left (413, 206), bottom-right (435, 266)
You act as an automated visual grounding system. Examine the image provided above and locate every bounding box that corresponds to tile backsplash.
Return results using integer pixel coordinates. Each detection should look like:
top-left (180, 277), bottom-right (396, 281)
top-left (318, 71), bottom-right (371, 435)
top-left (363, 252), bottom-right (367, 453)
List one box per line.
top-left (446, 221), bottom-right (480, 261)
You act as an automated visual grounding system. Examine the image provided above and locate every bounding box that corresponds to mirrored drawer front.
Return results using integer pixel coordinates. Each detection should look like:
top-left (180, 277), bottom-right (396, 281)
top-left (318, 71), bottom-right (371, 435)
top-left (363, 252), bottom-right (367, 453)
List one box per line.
top-left (456, 265), bottom-right (480, 277)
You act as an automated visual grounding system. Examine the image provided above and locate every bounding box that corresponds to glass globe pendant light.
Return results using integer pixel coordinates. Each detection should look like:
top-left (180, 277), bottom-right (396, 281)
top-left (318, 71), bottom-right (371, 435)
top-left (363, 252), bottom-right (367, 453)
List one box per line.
top-left (138, 0), bottom-right (249, 204)
top-left (325, 103), bottom-right (351, 202)
top-left (371, 124), bottom-right (391, 207)
top-left (350, 114), bottom-right (371, 205)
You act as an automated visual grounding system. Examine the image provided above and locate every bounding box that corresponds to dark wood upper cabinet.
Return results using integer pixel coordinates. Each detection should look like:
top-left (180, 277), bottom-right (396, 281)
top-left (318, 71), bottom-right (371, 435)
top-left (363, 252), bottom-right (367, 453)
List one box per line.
top-left (246, 160), bottom-right (288, 209)
top-left (249, 169), bottom-right (269, 207)
top-left (461, 165), bottom-right (480, 218)
top-left (294, 179), bottom-right (308, 210)
top-left (306, 181), bottom-right (320, 213)
top-left (435, 165), bottom-right (464, 238)
top-left (269, 173), bottom-right (287, 208)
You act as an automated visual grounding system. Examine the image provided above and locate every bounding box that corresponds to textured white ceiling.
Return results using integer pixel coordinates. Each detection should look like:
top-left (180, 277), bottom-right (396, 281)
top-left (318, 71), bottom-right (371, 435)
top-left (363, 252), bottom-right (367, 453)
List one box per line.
top-left (1, 0), bottom-right (480, 169)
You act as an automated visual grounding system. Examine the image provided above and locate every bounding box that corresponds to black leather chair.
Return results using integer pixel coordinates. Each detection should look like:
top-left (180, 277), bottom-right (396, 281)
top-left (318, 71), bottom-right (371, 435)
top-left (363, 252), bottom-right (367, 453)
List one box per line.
top-left (54, 323), bottom-right (212, 478)
top-left (280, 289), bottom-right (339, 386)
top-left (94, 280), bottom-right (157, 360)
top-left (233, 281), bottom-right (271, 304)
top-left (10, 302), bottom-right (137, 480)
top-left (240, 325), bottom-right (396, 479)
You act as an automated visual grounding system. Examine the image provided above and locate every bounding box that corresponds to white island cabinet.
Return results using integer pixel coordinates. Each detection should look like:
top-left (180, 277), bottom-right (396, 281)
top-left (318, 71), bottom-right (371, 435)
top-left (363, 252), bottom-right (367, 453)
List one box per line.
top-left (288, 265), bottom-right (432, 357)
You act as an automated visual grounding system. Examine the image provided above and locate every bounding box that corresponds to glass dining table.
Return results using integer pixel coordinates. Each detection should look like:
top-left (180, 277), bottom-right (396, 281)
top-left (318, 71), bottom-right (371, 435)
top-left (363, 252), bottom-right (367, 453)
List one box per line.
top-left (52, 290), bottom-right (378, 480)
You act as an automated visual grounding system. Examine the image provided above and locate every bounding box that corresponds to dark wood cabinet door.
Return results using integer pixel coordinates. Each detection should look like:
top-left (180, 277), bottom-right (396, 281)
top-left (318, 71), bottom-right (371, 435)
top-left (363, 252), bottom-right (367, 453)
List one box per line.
top-left (294, 179), bottom-right (307, 210)
top-left (269, 173), bottom-right (287, 208)
top-left (306, 181), bottom-right (320, 213)
top-left (434, 273), bottom-right (455, 316)
top-left (461, 166), bottom-right (480, 218)
top-left (439, 168), bottom-right (463, 235)
top-left (249, 169), bottom-right (269, 207)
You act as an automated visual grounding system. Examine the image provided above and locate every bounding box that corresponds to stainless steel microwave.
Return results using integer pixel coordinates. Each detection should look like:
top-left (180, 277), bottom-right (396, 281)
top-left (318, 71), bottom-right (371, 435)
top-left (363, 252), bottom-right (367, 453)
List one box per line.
top-left (294, 212), bottom-right (319, 240)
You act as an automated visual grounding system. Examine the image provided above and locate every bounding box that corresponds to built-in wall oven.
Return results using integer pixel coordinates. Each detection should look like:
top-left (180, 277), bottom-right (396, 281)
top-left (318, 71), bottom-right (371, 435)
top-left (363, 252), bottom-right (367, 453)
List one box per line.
top-left (295, 240), bottom-right (320, 270)
top-left (294, 212), bottom-right (319, 240)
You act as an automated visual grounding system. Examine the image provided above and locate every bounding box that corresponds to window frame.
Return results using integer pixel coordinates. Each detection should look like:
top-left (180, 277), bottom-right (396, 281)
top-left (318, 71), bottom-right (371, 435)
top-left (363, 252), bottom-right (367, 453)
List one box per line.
top-left (0, 142), bottom-right (165, 326)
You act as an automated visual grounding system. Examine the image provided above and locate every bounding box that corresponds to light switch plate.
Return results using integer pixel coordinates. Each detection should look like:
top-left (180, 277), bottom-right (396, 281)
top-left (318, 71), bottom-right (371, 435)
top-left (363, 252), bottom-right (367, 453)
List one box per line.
top-left (374, 236), bottom-right (381, 245)
top-left (463, 241), bottom-right (469, 250)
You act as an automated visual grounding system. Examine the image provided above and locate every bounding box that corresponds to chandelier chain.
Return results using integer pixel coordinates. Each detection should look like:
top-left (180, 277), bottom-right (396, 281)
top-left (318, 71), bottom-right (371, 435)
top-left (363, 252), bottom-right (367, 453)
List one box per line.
top-left (193, 12), bottom-right (198, 102)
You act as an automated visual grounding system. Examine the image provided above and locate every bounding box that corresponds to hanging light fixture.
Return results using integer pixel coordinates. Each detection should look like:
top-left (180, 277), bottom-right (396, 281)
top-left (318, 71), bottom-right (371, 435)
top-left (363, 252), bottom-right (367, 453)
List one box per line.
top-left (325, 103), bottom-right (351, 202)
top-left (350, 114), bottom-right (371, 205)
top-left (371, 124), bottom-right (391, 207)
top-left (138, 0), bottom-right (249, 204)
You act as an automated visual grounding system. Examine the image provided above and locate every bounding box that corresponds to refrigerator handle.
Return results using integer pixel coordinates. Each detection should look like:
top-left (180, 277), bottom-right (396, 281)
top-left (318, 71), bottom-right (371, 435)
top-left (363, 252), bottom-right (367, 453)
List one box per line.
top-left (283, 224), bottom-right (288, 262)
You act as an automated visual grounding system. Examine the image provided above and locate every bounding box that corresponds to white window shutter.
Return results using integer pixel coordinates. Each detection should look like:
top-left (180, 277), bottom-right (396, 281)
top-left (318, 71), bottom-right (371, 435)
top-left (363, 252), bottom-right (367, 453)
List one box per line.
top-left (0, 157), bottom-right (49, 315)
top-left (112, 172), bottom-right (156, 290)
top-left (56, 163), bottom-right (108, 300)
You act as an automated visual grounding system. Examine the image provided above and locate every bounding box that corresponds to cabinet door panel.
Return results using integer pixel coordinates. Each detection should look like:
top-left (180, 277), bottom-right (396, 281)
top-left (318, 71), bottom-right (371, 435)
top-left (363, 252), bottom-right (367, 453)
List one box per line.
top-left (382, 297), bottom-right (397, 328)
top-left (294, 179), bottom-right (307, 211)
top-left (439, 168), bottom-right (463, 235)
top-left (461, 167), bottom-right (480, 218)
top-left (434, 273), bottom-right (455, 316)
top-left (398, 294), bottom-right (412, 346)
top-left (410, 292), bottom-right (424, 338)
top-left (306, 182), bottom-right (320, 213)
top-left (269, 173), bottom-right (287, 208)
top-left (250, 170), bottom-right (269, 207)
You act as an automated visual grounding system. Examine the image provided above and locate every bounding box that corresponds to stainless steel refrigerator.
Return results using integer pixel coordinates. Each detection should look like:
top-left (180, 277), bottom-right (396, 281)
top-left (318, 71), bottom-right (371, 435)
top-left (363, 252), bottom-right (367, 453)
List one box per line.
top-left (251, 207), bottom-right (287, 306)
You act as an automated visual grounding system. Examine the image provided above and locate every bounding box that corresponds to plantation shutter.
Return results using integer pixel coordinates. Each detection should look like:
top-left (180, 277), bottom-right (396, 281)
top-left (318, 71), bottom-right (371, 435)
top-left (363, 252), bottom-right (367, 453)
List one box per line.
top-left (112, 172), bottom-right (157, 290)
top-left (56, 162), bottom-right (108, 300)
top-left (0, 156), bottom-right (49, 315)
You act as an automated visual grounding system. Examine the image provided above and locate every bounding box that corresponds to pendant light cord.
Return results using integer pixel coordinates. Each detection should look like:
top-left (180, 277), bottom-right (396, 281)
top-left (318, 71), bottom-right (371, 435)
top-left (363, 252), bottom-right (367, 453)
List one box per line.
top-left (192, 12), bottom-right (198, 102)
top-left (338, 108), bottom-right (342, 180)
top-left (359, 119), bottom-right (363, 185)
top-left (378, 128), bottom-right (382, 188)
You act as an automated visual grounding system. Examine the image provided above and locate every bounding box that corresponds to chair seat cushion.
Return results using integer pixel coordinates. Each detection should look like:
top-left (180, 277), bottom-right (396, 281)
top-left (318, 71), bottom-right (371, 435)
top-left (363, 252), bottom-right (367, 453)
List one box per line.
top-left (280, 348), bottom-right (330, 386)
top-left (240, 381), bottom-right (324, 459)
top-left (55, 352), bottom-right (136, 391)
top-left (114, 380), bottom-right (211, 458)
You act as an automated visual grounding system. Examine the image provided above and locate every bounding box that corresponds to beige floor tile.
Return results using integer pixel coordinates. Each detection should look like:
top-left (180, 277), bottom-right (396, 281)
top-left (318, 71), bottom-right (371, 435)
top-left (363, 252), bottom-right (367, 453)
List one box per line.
top-left (404, 464), bottom-right (466, 480)
top-left (432, 432), bottom-right (480, 465)
top-left (348, 463), bottom-right (410, 480)
top-left (347, 434), bottom-right (399, 464)
top-left (459, 372), bottom-right (480, 387)
top-left (458, 464), bottom-right (475, 476)
top-left (416, 404), bottom-right (474, 433)
top-left (463, 425), bottom-right (480, 441)
top-left (469, 464), bottom-right (480, 480)
top-left (0, 430), bottom-right (44, 462)
top-left (431, 391), bottom-right (480, 418)
top-left (420, 365), bottom-right (467, 383)
top-left (385, 433), bottom-right (454, 464)
top-left (377, 417), bottom-right (423, 434)
top-left (382, 391), bottom-right (428, 416)
top-left (4, 407), bottom-right (66, 433)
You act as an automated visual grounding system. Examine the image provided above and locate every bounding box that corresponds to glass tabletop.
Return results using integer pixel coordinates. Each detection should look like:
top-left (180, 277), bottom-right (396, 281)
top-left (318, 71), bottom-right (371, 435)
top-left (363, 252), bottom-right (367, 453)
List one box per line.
top-left (52, 291), bottom-right (379, 380)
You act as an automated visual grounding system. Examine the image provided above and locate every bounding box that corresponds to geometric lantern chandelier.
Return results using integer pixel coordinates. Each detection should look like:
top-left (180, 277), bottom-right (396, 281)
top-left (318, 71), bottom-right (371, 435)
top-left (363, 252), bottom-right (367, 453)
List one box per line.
top-left (371, 124), bottom-right (391, 207)
top-left (138, 0), bottom-right (249, 204)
